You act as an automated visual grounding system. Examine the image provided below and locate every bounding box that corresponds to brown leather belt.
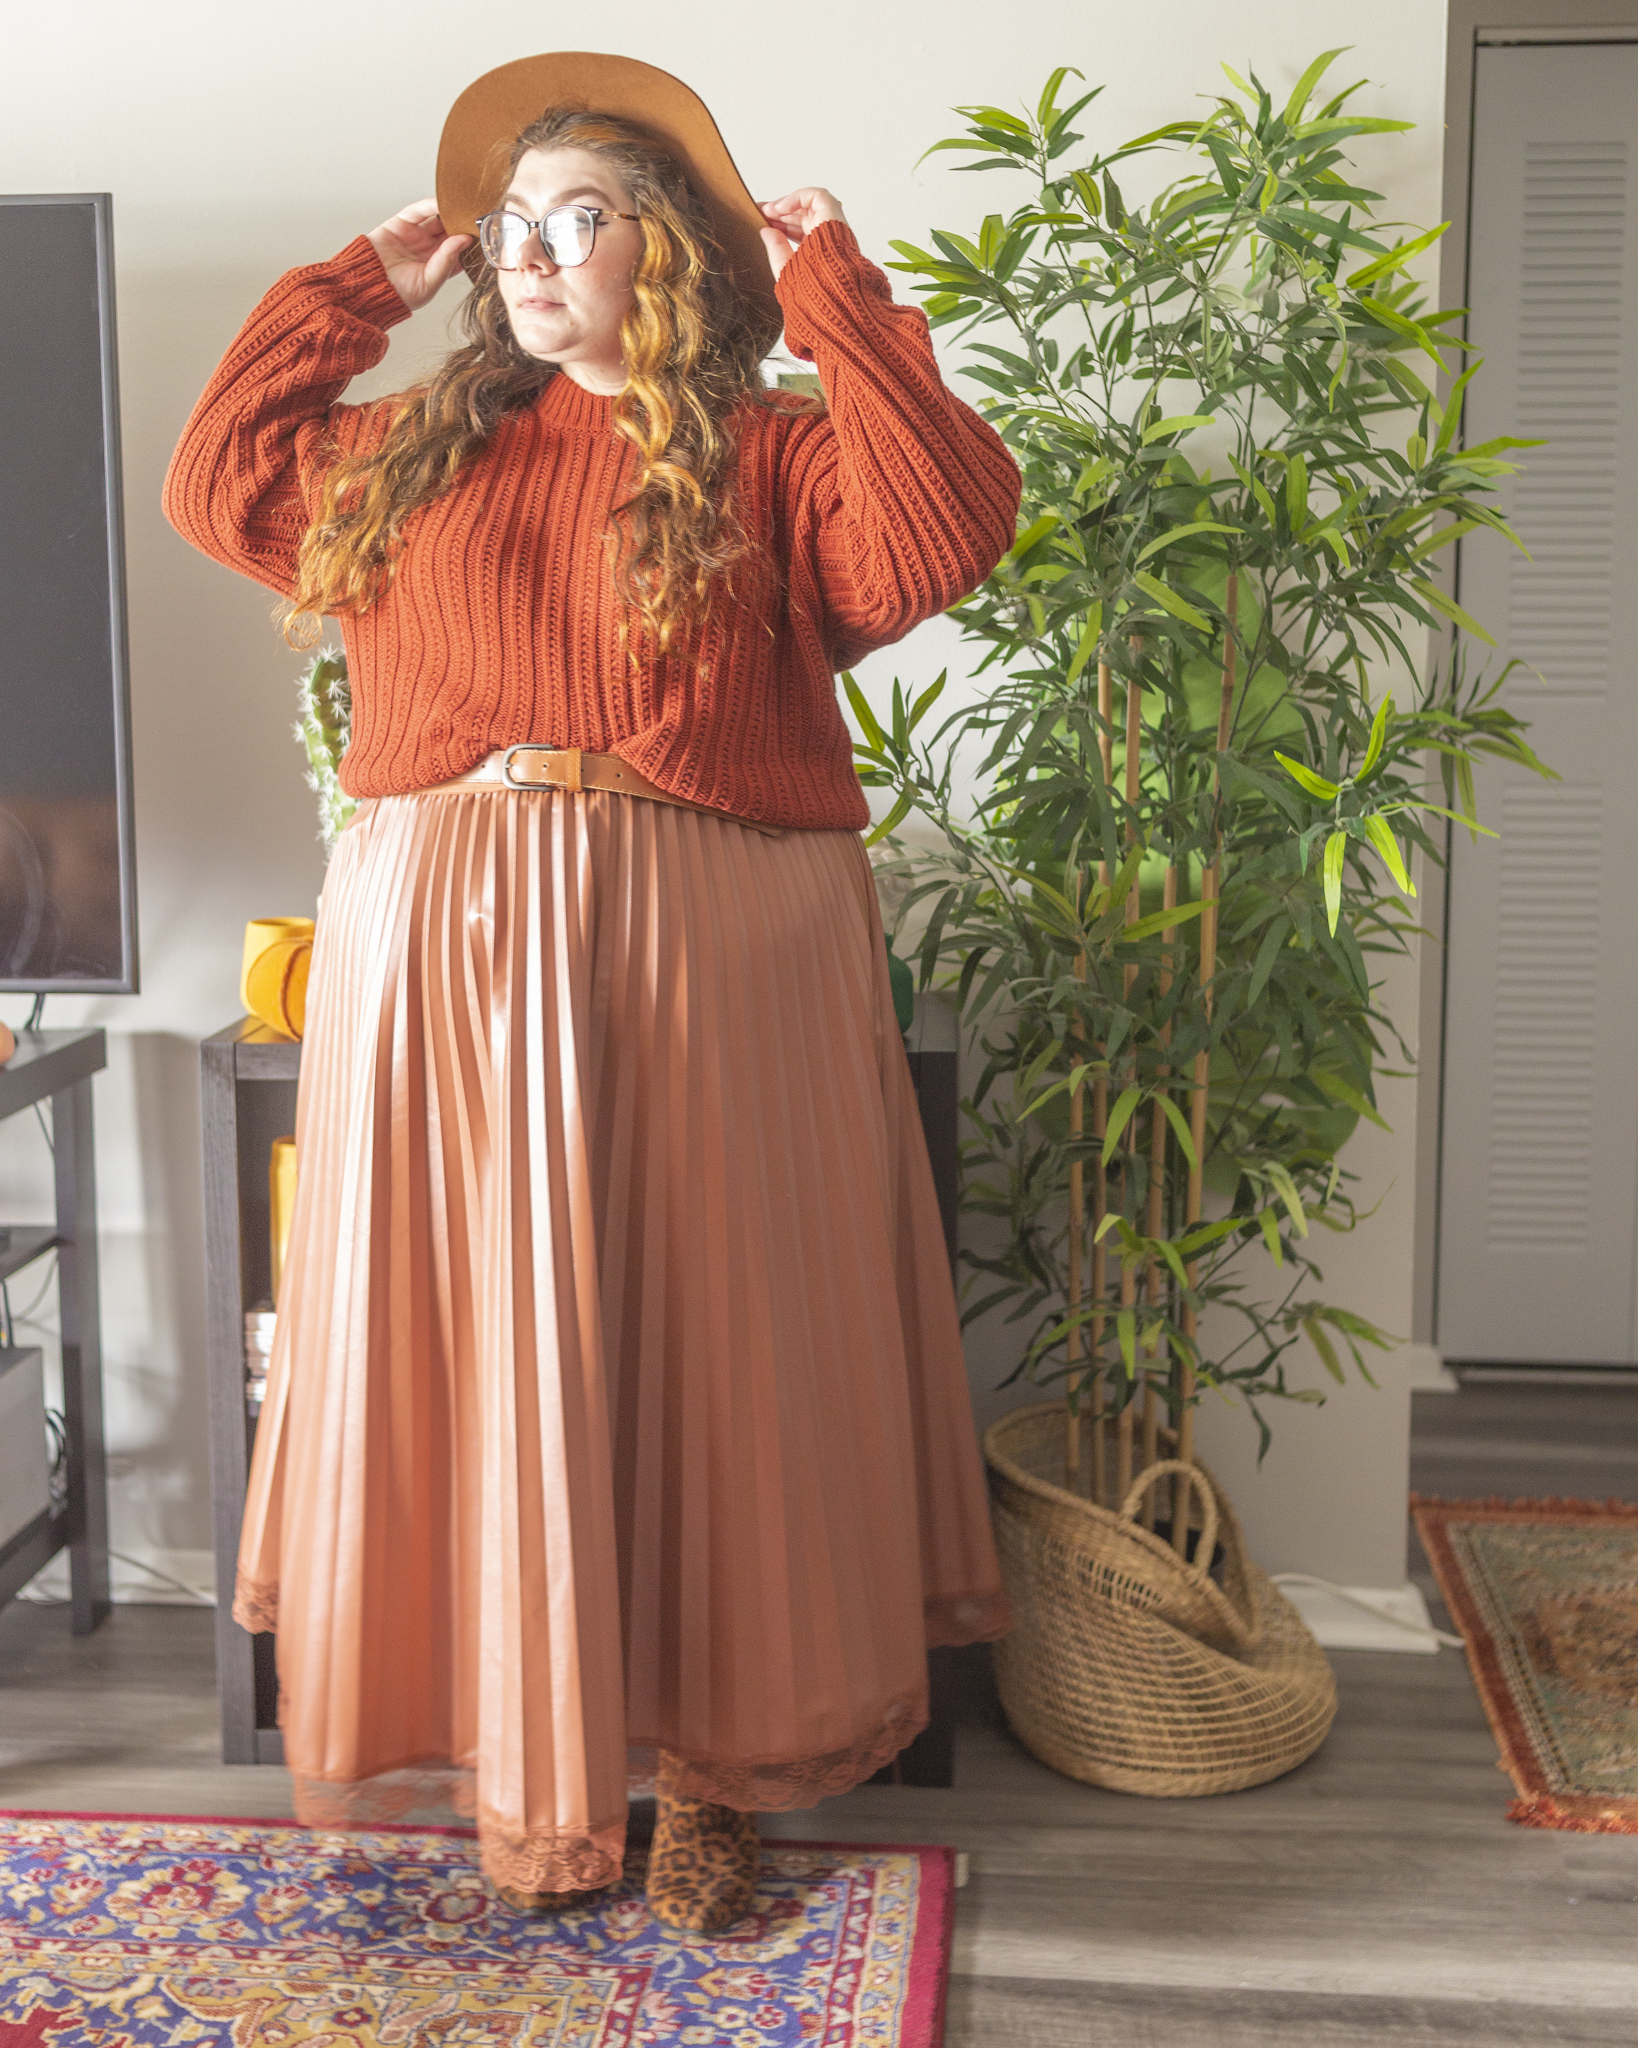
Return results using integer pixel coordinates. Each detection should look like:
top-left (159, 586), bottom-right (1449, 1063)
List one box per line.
top-left (423, 747), bottom-right (784, 836)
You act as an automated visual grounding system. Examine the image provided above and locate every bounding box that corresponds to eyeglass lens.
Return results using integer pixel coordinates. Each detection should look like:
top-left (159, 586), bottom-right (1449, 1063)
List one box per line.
top-left (480, 207), bottom-right (597, 270)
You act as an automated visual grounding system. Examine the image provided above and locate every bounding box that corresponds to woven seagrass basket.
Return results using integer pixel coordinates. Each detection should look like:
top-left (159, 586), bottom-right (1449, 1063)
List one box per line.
top-left (984, 1401), bottom-right (1337, 1796)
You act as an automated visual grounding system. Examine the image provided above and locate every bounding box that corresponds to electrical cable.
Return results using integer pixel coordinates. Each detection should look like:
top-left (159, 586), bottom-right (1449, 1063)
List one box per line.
top-left (43, 1407), bottom-right (68, 1505)
top-left (24, 994), bottom-right (45, 1032)
top-left (107, 1550), bottom-right (217, 1605)
top-left (15, 1548), bottom-right (217, 1609)
top-left (32, 1102), bottom-right (52, 1155)
top-left (4, 1250), bottom-right (57, 1335)
top-left (1270, 1572), bottom-right (1465, 1649)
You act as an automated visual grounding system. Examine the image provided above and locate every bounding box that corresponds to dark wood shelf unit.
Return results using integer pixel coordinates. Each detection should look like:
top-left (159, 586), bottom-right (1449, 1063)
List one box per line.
top-left (201, 1018), bottom-right (298, 1765)
top-left (0, 1027), bottom-right (110, 1634)
top-left (0, 1225), bottom-right (58, 1286)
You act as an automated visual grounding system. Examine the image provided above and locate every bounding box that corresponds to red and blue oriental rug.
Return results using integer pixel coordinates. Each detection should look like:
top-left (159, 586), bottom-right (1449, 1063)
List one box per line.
top-left (1412, 1493), bottom-right (1638, 1833)
top-left (0, 1811), bottom-right (954, 2045)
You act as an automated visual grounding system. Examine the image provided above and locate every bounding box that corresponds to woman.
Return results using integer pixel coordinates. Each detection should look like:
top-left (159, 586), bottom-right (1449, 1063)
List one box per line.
top-left (165, 53), bottom-right (1018, 1934)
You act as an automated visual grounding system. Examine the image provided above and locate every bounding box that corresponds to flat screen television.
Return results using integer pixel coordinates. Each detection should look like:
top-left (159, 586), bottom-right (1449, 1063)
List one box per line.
top-left (0, 192), bottom-right (137, 995)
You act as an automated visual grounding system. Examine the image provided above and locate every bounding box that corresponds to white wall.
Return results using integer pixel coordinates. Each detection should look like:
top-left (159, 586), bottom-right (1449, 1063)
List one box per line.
top-left (0, 0), bottom-right (1448, 1594)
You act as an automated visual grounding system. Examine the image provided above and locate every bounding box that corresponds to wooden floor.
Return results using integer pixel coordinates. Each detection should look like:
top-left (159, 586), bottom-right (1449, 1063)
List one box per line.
top-left (4, 1374), bottom-right (1637, 2044)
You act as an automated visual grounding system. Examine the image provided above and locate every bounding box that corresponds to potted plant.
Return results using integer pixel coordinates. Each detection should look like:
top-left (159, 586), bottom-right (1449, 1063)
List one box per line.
top-left (852, 56), bottom-right (1552, 1790)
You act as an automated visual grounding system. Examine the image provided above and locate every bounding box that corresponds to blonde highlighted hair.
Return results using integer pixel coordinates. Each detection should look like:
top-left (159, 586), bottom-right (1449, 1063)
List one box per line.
top-left (282, 107), bottom-right (790, 653)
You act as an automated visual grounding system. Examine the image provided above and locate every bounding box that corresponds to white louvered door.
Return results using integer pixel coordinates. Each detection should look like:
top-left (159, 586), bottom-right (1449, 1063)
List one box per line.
top-left (1438, 42), bottom-right (1638, 1360)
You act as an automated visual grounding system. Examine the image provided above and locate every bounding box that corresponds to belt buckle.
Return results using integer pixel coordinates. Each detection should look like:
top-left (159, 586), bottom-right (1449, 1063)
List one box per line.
top-left (502, 744), bottom-right (582, 791)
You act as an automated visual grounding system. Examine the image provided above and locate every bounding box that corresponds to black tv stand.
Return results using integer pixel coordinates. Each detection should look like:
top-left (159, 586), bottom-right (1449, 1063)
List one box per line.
top-left (0, 1027), bottom-right (111, 1632)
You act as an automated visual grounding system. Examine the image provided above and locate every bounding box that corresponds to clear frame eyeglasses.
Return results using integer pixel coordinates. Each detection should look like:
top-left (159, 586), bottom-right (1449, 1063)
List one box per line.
top-left (476, 205), bottom-right (641, 271)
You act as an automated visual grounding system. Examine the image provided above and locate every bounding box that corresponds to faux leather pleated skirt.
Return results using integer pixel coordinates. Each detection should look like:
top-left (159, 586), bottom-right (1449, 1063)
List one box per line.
top-left (233, 785), bottom-right (1009, 1892)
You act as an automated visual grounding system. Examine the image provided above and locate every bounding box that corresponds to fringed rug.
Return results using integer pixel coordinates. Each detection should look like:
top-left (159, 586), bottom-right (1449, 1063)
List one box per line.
top-left (0, 1811), bottom-right (954, 2045)
top-left (1411, 1494), bottom-right (1638, 1834)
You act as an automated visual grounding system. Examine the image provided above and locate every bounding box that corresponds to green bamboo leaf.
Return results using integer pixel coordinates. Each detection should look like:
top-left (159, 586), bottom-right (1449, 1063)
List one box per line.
top-left (1258, 1206), bottom-right (1283, 1266)
top-left (1433, 357), bottom-right (1483, 455)
top-left (1134, 520), bottom-right (1242, 564)
top-left (1364, 813), bottom-right (1415, 896)
top-left (1007, 513), bottom-right (1060, 561)
top-left (1405, 519), bottom-right (1479, 565)
top-left (1146, 1233), bottom-right (1190, 1293)
top-left (1066, 603), bottom-right (1103, 685)
top-left (1274, 751), bottom-right (1340, 801)
top-left (1286, 452), bottom-right (1308, 528)
top-left (863, 790), bottom-right (914, 848)
top-left (1311, 1068), bottom-right (1391, 1131)
top-left (1305, 1314), bottom-right (1346, 1384)
top-left (1283, 47), bottom-right (1345, 127)
top-left (1227, 454), bottom-right (1280, 526)
top-left (1101, 1085), bottom-right (1143, 1167)
top-left (1358, 692), bottom-right (1394, 780)
top-left (1412, 577), bottom-right (1497, 645)
top-left (1035, 64), bottom-right (1082, 126)
top-left (1344, 221), bottom-right (1449, 290)
top-left (1132, 570), bottom-right (1212, 631)
top-left (1156, 1090), bottom-right (1200, 1171)
top-left (1176, 1216), bottom-right (1240, 1259)
top-left (1118, 899), bottom-right (1208, 944)
top-left (1141, 413), bottom-right (1218, 444)
top-left (1248, 915), bottom-right (1288, 1005)
top-left (1407, 800), bottom-right (1498, 838)
top-left (842, 671), bottom-right (885, 750)
top-left (1265, 1162), bottom-right (1311, 1238)
top-left (1323, 828), bottom-right (1347, 934)
top-left (908, 670), bottom-right (948, 732)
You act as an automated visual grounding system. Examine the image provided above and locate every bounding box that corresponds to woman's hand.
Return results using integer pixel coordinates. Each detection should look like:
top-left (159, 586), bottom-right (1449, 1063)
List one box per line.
top-left (366, 201), bottom-right (473, 311)
top-left (759, 189), bottom-right (847, 281)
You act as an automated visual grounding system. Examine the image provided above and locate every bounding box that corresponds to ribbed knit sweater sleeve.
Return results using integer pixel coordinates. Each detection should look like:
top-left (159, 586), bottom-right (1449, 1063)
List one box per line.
top-left (773, 218), bottom-right (1020, 670)
top-left (161, 235), bottom-right (408, 595)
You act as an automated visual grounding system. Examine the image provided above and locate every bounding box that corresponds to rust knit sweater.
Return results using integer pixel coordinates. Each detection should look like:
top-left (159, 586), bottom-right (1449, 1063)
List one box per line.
top-left (163, 220), bottom-right (1020, 829)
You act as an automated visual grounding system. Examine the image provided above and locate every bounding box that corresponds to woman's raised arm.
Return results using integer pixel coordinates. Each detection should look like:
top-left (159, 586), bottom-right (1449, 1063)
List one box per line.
top-left (161, 208), bottom-right (465, 593)
top-left (767, 207), bottom-right (1021, 671)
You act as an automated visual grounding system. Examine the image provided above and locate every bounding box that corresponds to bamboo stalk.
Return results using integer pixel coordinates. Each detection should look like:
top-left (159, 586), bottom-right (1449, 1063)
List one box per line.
top-left (1176, 572), bottom-right (1239, 1551)
top-left (1064, 941), bottom-right (1086, 1493)
top-left (1117, 1256), bottom-right (1136, 1504)
top-left (1089, 658), bottom-right (1116, 1503)
top-left (1089, 1071), bottom-right (1108, 1503)
top-left (1143, 861), bottom-right (1177, 1523)
top-left (1122, 653), bottom-right (1148, 1520)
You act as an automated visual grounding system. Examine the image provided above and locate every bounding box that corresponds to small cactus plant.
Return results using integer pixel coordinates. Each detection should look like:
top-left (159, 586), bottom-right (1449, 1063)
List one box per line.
top-left (294, 647), bottom-right (354, 850)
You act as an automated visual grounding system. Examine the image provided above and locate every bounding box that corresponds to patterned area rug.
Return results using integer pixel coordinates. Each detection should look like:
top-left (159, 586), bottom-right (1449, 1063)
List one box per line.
top-left (0, 1811), bottom-right (954, 2045)
top-left (1411, 1495), bottom-right (1638, 1833)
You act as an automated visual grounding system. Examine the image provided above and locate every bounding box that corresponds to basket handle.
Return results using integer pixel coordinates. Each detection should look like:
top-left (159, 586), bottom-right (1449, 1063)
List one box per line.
top-left (1119, 1459), bottom-right (1219, 1570)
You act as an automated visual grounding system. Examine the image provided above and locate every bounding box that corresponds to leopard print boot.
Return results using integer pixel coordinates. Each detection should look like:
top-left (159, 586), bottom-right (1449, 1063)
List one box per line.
top-left (646, 1750), bottom-right (762, 1934)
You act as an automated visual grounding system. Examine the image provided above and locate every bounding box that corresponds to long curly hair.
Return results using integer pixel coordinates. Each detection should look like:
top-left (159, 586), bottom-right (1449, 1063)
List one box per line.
top-left (281, 106), bottom-right (782, 654)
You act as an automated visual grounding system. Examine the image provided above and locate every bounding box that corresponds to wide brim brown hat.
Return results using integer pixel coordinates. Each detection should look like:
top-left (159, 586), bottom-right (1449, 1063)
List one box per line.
top-left (436, 52), bottom-right (783, 353)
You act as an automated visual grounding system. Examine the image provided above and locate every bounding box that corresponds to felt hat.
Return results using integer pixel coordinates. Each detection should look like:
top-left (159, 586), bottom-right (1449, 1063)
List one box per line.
top-left (436, 52), bottom-right (782, 351)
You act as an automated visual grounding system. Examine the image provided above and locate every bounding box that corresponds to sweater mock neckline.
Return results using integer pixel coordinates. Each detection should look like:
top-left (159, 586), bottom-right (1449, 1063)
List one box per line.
top-left (538, 372), bottom-right (617, 431)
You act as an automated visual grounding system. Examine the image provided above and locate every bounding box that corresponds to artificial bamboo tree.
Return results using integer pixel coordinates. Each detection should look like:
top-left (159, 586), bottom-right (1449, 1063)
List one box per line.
top-left (852, 55), bottom-right (1553, 1527)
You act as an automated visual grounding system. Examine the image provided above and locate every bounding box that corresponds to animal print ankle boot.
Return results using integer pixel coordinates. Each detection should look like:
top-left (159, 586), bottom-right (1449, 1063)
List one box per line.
top-left (646, 1750), bottom-right (762, 1933)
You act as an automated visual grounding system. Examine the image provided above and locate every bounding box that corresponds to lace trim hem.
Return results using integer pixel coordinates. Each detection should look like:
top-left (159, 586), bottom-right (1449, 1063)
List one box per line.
top-left (925, 1586), bottom-right (1013, 1648)
top-left (233, 1571), bottom-right (279, 1635)
top-left (290, 1765), bottom-right (626, 1892)
top-left (646, 1687), bottom-right (928, 1811)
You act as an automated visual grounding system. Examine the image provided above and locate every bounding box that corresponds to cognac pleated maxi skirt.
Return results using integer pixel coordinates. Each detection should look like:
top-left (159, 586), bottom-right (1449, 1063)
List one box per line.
top-left (234, 784), bottom-right (1008, 1893)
